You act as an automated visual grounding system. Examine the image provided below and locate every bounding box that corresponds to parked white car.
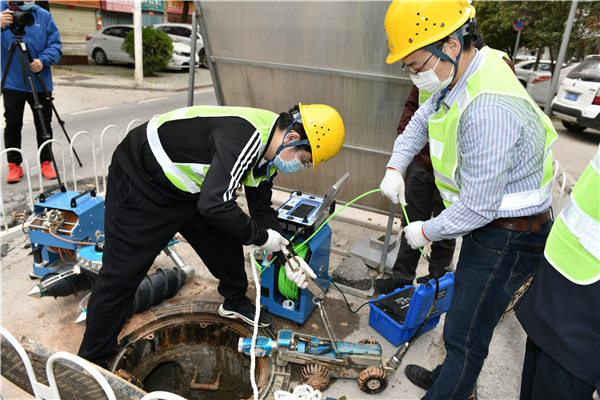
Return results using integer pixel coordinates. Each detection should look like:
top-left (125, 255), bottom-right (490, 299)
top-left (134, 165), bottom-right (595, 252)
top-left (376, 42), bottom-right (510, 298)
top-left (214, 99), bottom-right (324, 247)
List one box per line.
top-left (515, 60), bottom-right (553, 88)
top-left (153, 23), bottom-right (207, 68)
top-left (85, 25), bottom-right (199, 70)
top-left (527, 63), bottom-right (580, 107)
top-left (551, 55), bottom-right (600, 132)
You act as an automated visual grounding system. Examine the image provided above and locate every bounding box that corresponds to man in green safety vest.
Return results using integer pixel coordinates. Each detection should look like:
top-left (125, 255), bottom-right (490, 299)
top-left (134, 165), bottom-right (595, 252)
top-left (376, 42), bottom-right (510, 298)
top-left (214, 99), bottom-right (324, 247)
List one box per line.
top-left (78, 104), bottom-right (345, 368)
top-left (515, 145), bottom-right (600, 400)
top-left (380, 1), bottom-right (557, 398)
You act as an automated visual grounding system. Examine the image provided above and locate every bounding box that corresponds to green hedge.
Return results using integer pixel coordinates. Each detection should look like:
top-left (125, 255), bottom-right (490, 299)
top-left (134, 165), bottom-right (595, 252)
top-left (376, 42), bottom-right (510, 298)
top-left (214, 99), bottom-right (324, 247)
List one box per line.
top-left (121, 27), bottom-right (173, 76)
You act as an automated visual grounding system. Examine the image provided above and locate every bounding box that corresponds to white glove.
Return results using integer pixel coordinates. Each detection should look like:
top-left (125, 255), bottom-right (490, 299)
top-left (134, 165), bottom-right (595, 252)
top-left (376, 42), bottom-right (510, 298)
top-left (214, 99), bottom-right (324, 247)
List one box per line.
top-left (404, 220), bottom-right (430, 250)
top-left (284, 256), bottom-right (317, 290)
top-left (259, 229), bottom-right (289, 253)
top-left (380, 168), bottom-right (407, 206)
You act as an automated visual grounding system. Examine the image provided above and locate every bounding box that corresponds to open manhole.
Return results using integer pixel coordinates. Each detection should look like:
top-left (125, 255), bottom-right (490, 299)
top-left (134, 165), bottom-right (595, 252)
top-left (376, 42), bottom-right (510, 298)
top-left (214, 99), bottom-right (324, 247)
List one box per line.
top-left (113, 301), bottom-right (290, 400)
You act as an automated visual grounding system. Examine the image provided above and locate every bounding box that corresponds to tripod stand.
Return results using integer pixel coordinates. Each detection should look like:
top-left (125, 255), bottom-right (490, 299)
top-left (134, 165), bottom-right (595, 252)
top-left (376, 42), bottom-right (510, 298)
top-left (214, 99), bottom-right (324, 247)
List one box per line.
top-left (1, 27), bottom-right (82, 189)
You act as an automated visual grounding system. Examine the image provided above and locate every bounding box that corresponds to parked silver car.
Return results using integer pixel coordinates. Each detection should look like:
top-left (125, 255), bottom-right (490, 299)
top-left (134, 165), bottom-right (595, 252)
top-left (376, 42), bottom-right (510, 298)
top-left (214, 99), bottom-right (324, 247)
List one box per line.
top-left (153, 23), bottom-right (207, 68)
top-left (515, 60), bottom-right (553, 88)
top-left (526, 64), bottom-right (579, 107)
top-left (551, 55), bottom-right (600, 132)
top-left (85, 25), bottom-right (199, 70)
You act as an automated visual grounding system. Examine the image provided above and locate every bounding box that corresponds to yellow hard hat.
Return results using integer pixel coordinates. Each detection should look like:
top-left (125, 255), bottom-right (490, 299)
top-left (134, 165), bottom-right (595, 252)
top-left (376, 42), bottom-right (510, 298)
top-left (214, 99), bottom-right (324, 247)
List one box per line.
top-left (385, 1), bottom-right (476, 64)
top-left (299, 103), bottom-right (345, 171)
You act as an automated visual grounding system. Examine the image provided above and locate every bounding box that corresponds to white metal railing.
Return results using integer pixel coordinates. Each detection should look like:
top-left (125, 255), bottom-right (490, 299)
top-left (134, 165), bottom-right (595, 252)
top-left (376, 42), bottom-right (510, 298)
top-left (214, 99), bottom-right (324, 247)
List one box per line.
top-left (36, 139), bottom-right (68, 194)
top-left (1, 326), bottom-right (190, 400)
top-left (0, 120), bottom-right (137, 241)
top-left (68, 131), bottom-right (98, 193)
top-left (126, 119), bottom-right (142, 133)
top-left (100, 125), bottom-right (122, 194)
top-left (550, 160), bottom-right (574, 214)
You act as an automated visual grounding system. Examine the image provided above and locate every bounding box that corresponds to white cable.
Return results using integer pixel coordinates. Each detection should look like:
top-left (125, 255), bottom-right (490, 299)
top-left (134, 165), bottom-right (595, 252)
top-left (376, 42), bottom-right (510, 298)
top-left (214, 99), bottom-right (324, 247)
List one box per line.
top-left (249, 246), bottom-right (261, 400)
top-left (274, 385), bottom-right (323, 400)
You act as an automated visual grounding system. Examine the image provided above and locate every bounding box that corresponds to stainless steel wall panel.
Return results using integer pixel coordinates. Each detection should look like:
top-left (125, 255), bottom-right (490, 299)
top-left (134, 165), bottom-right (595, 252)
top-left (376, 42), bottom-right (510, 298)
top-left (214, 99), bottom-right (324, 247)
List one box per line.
top-left (198, 1), bottom-right (411, 213)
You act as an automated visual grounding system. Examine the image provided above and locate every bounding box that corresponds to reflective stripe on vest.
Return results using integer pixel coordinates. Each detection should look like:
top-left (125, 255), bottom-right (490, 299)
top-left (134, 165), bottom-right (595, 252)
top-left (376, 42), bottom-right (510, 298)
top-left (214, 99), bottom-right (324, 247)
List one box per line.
top-left (147, 106), bottom-right (279, 193)
top-left (428, 47), bottom-right (558, 209)
top-left (544, 145), bottom-right (600, 285)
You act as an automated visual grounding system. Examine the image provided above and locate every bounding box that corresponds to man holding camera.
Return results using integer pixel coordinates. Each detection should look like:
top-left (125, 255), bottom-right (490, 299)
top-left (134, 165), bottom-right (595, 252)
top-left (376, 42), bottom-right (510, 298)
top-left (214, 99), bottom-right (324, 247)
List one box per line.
top-left (1, 1), bottom-right (62, 183)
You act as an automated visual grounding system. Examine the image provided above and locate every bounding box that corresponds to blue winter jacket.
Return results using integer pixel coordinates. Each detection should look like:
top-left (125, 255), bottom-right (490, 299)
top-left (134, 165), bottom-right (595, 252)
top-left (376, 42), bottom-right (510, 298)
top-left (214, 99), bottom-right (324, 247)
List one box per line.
top-left (0, 1), bottom-right (62, 92)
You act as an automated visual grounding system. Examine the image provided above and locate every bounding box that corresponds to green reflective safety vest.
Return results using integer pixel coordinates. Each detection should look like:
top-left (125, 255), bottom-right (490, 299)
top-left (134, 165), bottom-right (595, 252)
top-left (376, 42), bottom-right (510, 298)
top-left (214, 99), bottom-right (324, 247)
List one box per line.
top-left (147, 106), bottom-right (279, 193)
top-left (428, 47), bottom-right (558, 209)
top-left (418, 89), bottom-right (433, 106)
top-left (545, 145), bottom-right (600, 285)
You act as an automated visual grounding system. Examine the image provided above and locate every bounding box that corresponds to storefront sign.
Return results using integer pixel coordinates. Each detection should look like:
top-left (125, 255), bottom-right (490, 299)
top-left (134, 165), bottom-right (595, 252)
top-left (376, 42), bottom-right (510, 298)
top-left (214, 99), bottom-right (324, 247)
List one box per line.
top-left (101, 0), bottom-right (134, 13)
top-left (142, 0), bottom-right (164, 12)
top-left (48, 0), bottom-right (100, 7)
top-left (166, 1), bottom-right (194, 15)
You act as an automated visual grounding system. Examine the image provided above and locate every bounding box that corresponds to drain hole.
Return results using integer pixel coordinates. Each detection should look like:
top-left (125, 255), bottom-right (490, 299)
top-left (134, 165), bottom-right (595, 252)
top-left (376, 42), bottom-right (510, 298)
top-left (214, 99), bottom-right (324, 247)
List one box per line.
top-left (139, 343), bottom-right (253, 400)
top-left (143, 362), bottom-right (185, 393)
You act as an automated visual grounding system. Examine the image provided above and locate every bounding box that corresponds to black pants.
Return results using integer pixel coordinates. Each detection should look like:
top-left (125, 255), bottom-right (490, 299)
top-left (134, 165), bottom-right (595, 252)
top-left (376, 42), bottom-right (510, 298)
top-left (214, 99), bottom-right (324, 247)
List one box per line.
top-left (78, 159), bottom-right (249, 365)
top-left (3, 88), bottom-right (53, 165)
top-left (520, 338), bottom-right (594, 400)
top-left (392, 160), bottom-right (456, 283)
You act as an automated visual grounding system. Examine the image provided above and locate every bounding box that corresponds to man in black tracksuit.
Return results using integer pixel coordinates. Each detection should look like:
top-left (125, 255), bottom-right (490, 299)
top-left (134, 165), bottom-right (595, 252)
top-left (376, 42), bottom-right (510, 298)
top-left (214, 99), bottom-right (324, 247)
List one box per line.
top-left (78, 104), bottom-right (345, 367)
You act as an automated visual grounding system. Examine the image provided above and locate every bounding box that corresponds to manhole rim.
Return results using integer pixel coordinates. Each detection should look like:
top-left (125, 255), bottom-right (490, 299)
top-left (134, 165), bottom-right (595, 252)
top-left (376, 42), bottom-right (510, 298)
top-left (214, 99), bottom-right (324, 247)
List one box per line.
top-left (113, 300), bottom-right (290, 399)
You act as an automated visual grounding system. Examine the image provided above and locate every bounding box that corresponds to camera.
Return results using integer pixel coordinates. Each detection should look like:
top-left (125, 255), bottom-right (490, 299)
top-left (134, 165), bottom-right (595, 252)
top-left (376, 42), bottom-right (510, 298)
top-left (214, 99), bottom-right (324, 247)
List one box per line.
top-left (7, 1), bottom-right (34, 31)
top-left (12, 10), bottom-right (34, 28)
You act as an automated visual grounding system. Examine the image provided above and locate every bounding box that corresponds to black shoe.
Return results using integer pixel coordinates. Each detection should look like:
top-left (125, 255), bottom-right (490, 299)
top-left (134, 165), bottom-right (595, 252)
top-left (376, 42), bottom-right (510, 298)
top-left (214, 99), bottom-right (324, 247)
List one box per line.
top-left (373, 277), bottom-right (412, 295)
top-left (218, 297), bottom-right (272, 327)
top-left (405, 364), bottom-right (434, 391)
top-left (416, 274), bottom-right (435, 284)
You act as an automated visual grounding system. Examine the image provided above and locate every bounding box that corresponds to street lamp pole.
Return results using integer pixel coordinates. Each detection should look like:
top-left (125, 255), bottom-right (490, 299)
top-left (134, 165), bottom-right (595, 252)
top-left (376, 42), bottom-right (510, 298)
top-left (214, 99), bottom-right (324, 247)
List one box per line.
top-left (544, 0), bottom-right (579, 116)
top-left (512, 30), bottom-right (522, 62)
top-left (512, 17), bottom-right (529, 62)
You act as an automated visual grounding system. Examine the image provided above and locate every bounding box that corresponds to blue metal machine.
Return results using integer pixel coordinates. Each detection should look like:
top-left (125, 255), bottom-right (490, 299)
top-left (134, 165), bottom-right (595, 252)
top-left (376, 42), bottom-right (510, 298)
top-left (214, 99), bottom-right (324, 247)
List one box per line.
top-left (27, 187), bottom-right (104, 278)
top-left (260, 173), bottom-right (349, 324)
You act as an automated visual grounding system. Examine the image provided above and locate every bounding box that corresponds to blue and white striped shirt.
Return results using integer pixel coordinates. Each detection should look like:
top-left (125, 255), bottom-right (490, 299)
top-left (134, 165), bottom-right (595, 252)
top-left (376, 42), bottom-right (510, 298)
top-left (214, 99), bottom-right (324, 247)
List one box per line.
top-left (387, 49), bottom-right (552, 241)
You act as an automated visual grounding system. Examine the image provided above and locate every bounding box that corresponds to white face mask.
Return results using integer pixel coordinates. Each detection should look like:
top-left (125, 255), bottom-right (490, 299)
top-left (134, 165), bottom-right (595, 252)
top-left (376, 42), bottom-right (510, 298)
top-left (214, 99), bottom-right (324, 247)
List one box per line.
top-left (409, 44), bottom-right (455, 93)
top-left (19, 1), bottom-right (35, 10)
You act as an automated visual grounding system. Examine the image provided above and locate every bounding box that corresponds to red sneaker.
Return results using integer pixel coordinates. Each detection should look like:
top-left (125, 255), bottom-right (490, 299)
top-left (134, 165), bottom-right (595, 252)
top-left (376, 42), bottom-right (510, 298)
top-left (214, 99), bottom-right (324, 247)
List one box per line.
top-left (41, 161), bottom-right (57, 180)
top-left (6, 163), bottom-right (23, 183)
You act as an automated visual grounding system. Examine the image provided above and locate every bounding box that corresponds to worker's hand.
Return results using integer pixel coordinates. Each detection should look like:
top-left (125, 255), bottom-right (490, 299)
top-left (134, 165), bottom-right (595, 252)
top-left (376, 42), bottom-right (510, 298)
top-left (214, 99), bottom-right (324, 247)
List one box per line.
top-left (404, 221), bottom-right (430, 250)
top-left (593, 390), bottom-right (599, 400)
top-left (1, 10), bottom-right (13, 28)
top-left (284, 256), bottom-right (317, 290)
top-left (258, 229), bottom-right (289, 253)
top-left (30, 59), bottom-right (43, 73)
top-left (380, 168), bottom-right (407, 206)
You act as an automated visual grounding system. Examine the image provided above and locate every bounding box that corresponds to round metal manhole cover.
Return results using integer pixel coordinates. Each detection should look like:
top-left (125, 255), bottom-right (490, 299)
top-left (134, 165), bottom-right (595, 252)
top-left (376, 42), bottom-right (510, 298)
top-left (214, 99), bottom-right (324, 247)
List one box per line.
top-left (113, 301), bottom-right (290, 400)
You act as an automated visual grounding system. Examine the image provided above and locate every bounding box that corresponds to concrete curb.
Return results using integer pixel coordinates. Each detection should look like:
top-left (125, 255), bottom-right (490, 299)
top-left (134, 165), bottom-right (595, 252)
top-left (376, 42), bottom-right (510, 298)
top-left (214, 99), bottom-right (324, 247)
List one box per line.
top-left (54, 80), bottom-right (214, 92)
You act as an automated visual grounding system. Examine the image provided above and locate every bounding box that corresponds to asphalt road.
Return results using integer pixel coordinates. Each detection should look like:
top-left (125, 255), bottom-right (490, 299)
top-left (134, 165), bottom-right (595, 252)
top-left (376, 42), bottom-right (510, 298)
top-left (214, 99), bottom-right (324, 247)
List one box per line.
top-left (1, 87), bottom-right (218, 193)
top-left (1, 85), bottom-right (598, 194)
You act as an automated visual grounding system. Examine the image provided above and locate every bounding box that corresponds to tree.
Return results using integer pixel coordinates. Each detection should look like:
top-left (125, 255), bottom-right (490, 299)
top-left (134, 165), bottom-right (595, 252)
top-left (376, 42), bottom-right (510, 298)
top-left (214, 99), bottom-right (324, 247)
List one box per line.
top-left (474, 1), bottom-right (600, 70)
top-left (181, 1), bottom-right (189, 24)
top-left (121, 27), bottom-right (174, 77)
top-left (473, 2), bottom-right (517, 55)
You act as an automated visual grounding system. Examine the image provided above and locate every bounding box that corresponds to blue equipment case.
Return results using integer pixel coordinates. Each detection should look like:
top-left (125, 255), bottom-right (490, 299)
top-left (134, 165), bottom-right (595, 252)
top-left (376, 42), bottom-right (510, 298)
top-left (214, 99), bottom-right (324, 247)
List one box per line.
top-left (260, 174), bottom-right (350, 324)
top-left (369, 272), bottom-right (455, 346)
top-left (28, 189), bottom-right (104, 277)
top-left (260, 224), bottom-right (332, 324)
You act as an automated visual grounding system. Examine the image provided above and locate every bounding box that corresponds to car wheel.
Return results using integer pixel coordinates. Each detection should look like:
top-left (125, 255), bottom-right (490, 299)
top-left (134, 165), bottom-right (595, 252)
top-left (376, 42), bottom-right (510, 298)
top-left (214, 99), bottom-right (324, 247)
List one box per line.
top-left (199, 49), bottom-right (209, 69)
top-left (561, 121), bottom-right (587, 132)
top-left (93, 49), bottom-right (108, 66)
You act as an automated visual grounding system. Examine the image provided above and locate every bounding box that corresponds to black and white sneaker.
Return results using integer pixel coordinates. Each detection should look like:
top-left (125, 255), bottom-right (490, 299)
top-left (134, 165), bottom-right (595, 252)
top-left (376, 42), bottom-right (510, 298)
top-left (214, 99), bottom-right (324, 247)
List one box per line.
top-left (218, 297), bottom-right (272, 327)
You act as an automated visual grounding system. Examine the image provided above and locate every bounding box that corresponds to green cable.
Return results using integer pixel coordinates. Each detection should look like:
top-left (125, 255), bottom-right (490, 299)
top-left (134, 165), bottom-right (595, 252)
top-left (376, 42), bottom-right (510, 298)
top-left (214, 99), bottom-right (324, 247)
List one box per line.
top-left (399, 201), bottom-right (428, 257)
top-left (254, 188), bottom-right (425, 301)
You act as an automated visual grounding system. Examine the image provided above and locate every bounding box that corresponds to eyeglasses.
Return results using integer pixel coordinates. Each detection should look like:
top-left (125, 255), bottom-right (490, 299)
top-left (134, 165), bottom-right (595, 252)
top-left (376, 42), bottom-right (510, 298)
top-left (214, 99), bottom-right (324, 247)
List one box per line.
top-left (295, 147), bottom-right (311, 169)
top-left (400, 52), bottom-right (435, 76)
